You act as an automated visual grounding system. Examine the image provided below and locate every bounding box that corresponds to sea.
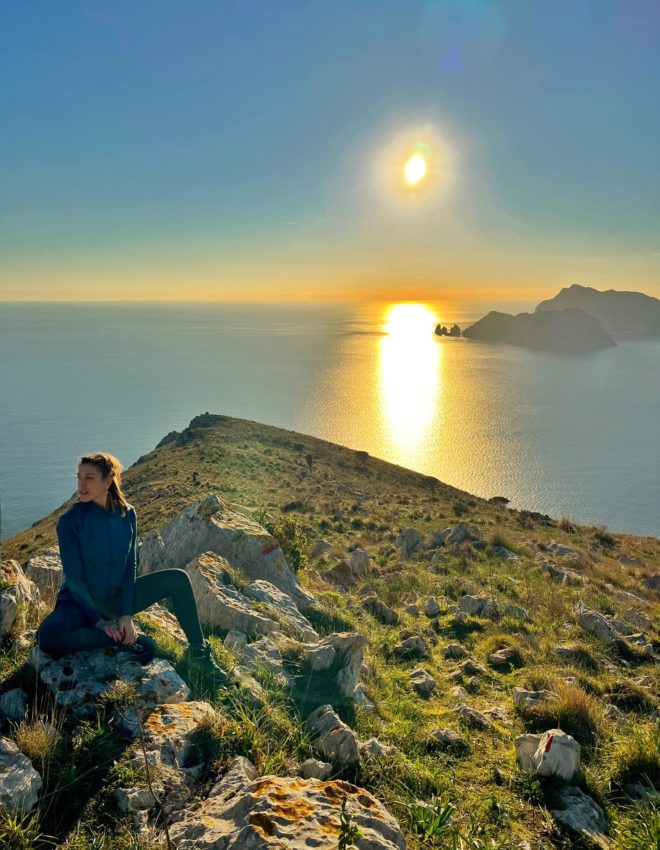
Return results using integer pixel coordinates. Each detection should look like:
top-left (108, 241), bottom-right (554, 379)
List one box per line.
top-left (1, 300), bottom-right (659, 541)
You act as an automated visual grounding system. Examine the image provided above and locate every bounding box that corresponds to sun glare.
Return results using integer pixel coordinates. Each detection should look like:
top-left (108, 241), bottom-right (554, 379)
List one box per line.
top-left (404, 152), bottom-right (427, 186)
top-left (384, 303), bottom-right (437, 338)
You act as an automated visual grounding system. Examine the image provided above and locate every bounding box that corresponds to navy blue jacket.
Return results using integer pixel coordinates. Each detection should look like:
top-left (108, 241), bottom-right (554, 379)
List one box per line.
top-left (56, 500), bottom-right (137, 623)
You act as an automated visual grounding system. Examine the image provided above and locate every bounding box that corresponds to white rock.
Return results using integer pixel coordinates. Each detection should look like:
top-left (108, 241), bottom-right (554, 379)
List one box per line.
top-left (513, 688), bottom-right (556, 710)
top-left (393, 635), bottom-right (426, 659)
top-left (171, 769), bottom-right (406, 849)
top-left (307, 644), bottom-right (336, 671)
top-left (394, 528), bottom-right (422, 558)
top-left (183, 552), bottom-right (281, 636)
top-left (224, 629), bottom-right (248, 651)
top-left (423, 597), bottom-right (440, 617)
top-left (0, 737), bottom-right (42, 814)
top-left (455, 705), bottom-right (493, 730)
top-left (305, 705), bottom-right (359, 768)
top-left (550, 787), bottom-right (610, 849)
top-left (115, 786), bottom-right (157, 813)
top-left (312, 539), bottom-right (332, 559)
top-left (409, 668), bottom-right (436, 698)
top-left (24, 549), bottom-right (63, 602)
top-left (362, 593), bottom-right (399, 625)
top-left (578, 608), bottom-right (618, 642)
top-left (137, 494), bottom-right (316, 611)
top-left (444, 643), bottom-right (469, 660)
top-left (458, 595), bottom-right (499, 619)
top-left (347, 548), bottom-right (371, 576)
top-left (503, 604), bottom-right (531, 622)
top-left (516, 729), bottom-right (580, 782)
top-left (360, 737), bottom-right (397, 758)
top-left (300, 758), bottom-right (332, 779)
top-left (138, 701), bottom-right (218, 768)
top-left (604, 704), bottom-right (627, 725)
top-left (621, 607), bottom-right (652, 632)
top-left (243, 579), bottom-right (319, 642)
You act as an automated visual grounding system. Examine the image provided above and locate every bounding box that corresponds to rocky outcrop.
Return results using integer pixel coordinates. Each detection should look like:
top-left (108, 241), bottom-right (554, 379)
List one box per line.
top-left (24, 549), bottom-right (63, 601)
top-left (243, 579), bottom-right (319, 641)
top-left (549, 786), bottom-right (611, 849)
top-left (28, 646), bottom-right (189, 720)
top-left (183, 552), bottom-right (280, 636)
top-left (137, 494), bottom-right (316, 611)
top-left (0, 737), bottom-right (42, 814)
top-left (458, 595), bottom-right (499, 619)
top-left (169, 759), bottom-right (406, 849)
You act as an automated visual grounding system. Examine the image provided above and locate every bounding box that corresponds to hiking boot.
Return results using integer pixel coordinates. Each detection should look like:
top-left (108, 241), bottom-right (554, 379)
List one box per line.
top-left (187, 640), bottom-right (231, 685)
top-left (112, 634), bottom-right (157, 665)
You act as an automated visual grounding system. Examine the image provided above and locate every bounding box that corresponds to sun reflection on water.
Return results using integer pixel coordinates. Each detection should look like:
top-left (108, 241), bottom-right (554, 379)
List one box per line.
top-left (379, 303), bottom-right (442, 469)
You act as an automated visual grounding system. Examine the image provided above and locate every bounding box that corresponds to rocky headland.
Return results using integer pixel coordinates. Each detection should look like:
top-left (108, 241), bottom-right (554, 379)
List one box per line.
top-left (536, 284), bottom-right (660, 340)
top-left (1, 413), bottom-right (658, 850)
top-left (461, 308), bottom-right (616, 353)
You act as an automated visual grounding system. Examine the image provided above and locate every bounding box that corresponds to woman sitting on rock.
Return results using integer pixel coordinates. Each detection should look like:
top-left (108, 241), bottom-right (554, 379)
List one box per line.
top-left (36, 452), bottom-right (225, 679)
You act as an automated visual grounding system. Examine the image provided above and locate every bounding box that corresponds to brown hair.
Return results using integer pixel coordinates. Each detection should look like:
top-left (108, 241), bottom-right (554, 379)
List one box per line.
top-left (78, 452), bottom-right (130, 515)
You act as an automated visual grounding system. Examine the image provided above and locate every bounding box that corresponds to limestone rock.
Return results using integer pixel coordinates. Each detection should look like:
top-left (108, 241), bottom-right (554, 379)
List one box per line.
top-left (409, 668), bottom-right (436, 698)
top-left (513, 688), bottom-right (556, 711)
top-left (305, 705), bottom-right (359, 768)
top-left (0, 737), bottom-right (42, 814)
top-left (515, 729), bottom-right (580, 782)
top-left (243, 579), bottom-right (319, 641)
top-left (458, 595), bottom-right (499, 619)
top-left (423, 597), bottom-right (440, 617)
top-left (232, 636), bottom-right (291, 687)
top-left (33, 647), bottom-right (189, 719)
top-left (578, 609), bottom-right (618, 642)
top-left (170, 767), bottom-right (406, 850)
top-left (642, 574), bottom-right (660, 591)
top-left (621, 607), bottom-right (652, 632)
top-left (455, 705), bottom-right (493, 730)
top-left (0, 689), bottom-right (28, 724)
top-left (115, 786), bottom-right (157, 813)
top-left (360, 738), bottom-right (397, 758)
top-left (503, 604), bottom-right (531, 622)
top-left (138, 701), bottom-right (218, 768)
top-left (429, 728), bottom-right (468, 753)
top-left (404, 603), bottom-right (420, 617)
top-left (604, 704), bottom-right (627, 725)
top-left (394, 528), bottom-right (422, 558)
top-left (309, 633), bottom-right (366, 703)
top-left (550, 787), bottom-right (610, 849)
top-left (137, 602), bottom-right (187, 644)
top-left (307, 644), bottom-right (336, 672)
top-left (185, 552), bottom-right (280, 636)
top-left (300, 758), bottom-right (332, 780)
top-left (488, 647), bottom-right (522, 668)
top-left (137, 494), bottom-right (316, 611)
top-left (444, 523), bottom-right (480, 545)
top-left (444, 643), bottom-right (469, 660)
top-left (347, 547), bottom-right (372, 576)
top-left (548, 542), bottom-right (578, 558)
top-left (224, 629), bottom-right (248, 652)
top-left (362, 593), bottom-right (399, 625)
top-left (24, 549), bottom-right (63, 601)
top-left (393, 635), bottom-right (426, 660)
top-left (492, 546), bottom-right (519, 561)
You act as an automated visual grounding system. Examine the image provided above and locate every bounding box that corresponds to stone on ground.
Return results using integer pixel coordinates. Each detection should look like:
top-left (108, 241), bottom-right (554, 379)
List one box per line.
top-left (0, 737), bottom-right (42, 814)
top-left (305, 705), bottom-right (359, 768)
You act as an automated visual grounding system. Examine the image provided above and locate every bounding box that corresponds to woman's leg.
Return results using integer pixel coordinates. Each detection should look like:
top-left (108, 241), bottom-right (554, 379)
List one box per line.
top-left (37, 604), bottom-right (114, 657)
top-left (133, 569), bottom-right (204, 648)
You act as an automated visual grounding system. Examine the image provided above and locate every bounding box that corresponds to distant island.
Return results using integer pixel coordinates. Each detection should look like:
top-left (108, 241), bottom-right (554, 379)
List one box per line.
top-left (536, 283), bottom-right (660, 339)
top-left (461, 307), bottom-right (616, 353)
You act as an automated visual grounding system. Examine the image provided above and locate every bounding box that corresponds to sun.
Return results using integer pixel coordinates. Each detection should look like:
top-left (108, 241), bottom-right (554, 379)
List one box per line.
top-left (404, 152), bottom-right (427, 187)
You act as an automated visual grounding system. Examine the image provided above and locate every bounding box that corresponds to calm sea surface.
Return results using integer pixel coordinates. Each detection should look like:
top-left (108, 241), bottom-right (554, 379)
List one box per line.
top-left (1, 301), bottom-right (659, 540)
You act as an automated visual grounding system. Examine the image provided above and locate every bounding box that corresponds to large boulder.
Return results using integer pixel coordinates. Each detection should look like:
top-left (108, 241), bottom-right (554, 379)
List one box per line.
top-left (515, 729), bottom-right (580, 782)
top-left (24, 549), bottom-right (63, 602)
top-left (28, 646), bottom-right (189, 719)
top-left (305, 705), bottom-right (359, 768)
top-left (308, 633), bottom-right (367, 703)
top-left (1, 560), bottom-right (40, 635)
top-left (242, 579), bottom-right (319, 641)
top-left (170, 757), bottom-right (406, 849)
top-left (0, 737), bottom-right (43, 814)
top-left (394, 528), bottom-right (422, 558)
top-left (137, 495), bottom-right (316, 612)
top-left (578, 609), bottom-right (618, 643)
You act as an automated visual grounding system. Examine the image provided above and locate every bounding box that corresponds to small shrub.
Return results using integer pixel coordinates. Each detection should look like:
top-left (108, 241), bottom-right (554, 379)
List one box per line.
top-left (558, 516), bottom-right (576, 533)
top-left (261, 513), bottom-right (310, 572)
top-left (520, 681), bottom-right (603, 749)
top-left (511, 769), bottom-right (544, 805)
top-left (0, 811), bottom-right (53, 850)
top-left (488, 528), bottom-right (516, 551)
top-left (15, 717), bottom-right (59, 764)
top-left (605, 681), bottom-right (655, 714)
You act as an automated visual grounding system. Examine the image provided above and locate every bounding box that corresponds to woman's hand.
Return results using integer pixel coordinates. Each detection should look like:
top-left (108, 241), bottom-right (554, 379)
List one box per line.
top-left (95, 618), bottom-right (123, 642)
top-left (117, 615), bottom-right (138, 646)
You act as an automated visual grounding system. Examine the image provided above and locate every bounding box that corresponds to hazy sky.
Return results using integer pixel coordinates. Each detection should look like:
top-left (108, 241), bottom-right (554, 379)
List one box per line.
top-left (2, 1), bottom-right (659, 302)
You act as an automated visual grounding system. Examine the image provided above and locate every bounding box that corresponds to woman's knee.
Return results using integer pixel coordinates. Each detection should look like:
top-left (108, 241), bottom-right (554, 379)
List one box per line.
top-left (161, 568), bottom-right (192, 592)
top-left (37, 620), bottom-right (65, 655)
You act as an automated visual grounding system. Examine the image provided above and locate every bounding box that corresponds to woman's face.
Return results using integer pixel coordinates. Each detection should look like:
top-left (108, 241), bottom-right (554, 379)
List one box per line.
top-left (77, 463), bottom-right (111, 508)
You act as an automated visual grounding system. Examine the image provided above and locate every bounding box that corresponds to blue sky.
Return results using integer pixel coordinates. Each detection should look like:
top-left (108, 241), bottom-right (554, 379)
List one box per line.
top-left (1, 0), bottom-right (659, 301)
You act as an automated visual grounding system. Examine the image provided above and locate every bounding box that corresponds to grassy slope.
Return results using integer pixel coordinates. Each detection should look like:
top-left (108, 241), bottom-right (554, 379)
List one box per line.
top-left (2, 413), bottom-right (659, 850)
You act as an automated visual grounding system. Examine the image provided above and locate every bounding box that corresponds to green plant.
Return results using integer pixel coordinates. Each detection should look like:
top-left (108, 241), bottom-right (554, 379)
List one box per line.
top-left (0, 811), bottom-right (54, 850)
top-left (337, 797), bottom-right (361, 850)
top-left (407, 795), bottom-right (455, 840)
top-left (609, 725), bottom-right (660, 791)
top-left (611, 797), bottom-right (660, 850)
top-left (258, 511), bottom-right (310, 572)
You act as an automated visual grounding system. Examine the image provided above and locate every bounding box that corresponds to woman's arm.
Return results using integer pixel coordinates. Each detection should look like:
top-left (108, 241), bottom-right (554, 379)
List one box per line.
top-left (56, 515), bottom-right (102, 625)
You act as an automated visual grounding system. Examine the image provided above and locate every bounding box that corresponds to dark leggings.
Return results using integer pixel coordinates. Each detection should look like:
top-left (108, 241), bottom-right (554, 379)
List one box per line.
top-left (37, 569), bottom-right (204, 657)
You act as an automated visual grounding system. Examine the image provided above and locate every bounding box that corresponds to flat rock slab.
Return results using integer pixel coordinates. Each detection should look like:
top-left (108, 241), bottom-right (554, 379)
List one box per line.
top-left (170, 768), bottom-right (406, 850)
top-left (29, 646), bottom-right (190, 718)
top-left (550, 786), bottom-right (611, 849)
top-left (243, 579), bottom-right (319, 642)
top-left (139, 701), bottom-right (218, 768)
